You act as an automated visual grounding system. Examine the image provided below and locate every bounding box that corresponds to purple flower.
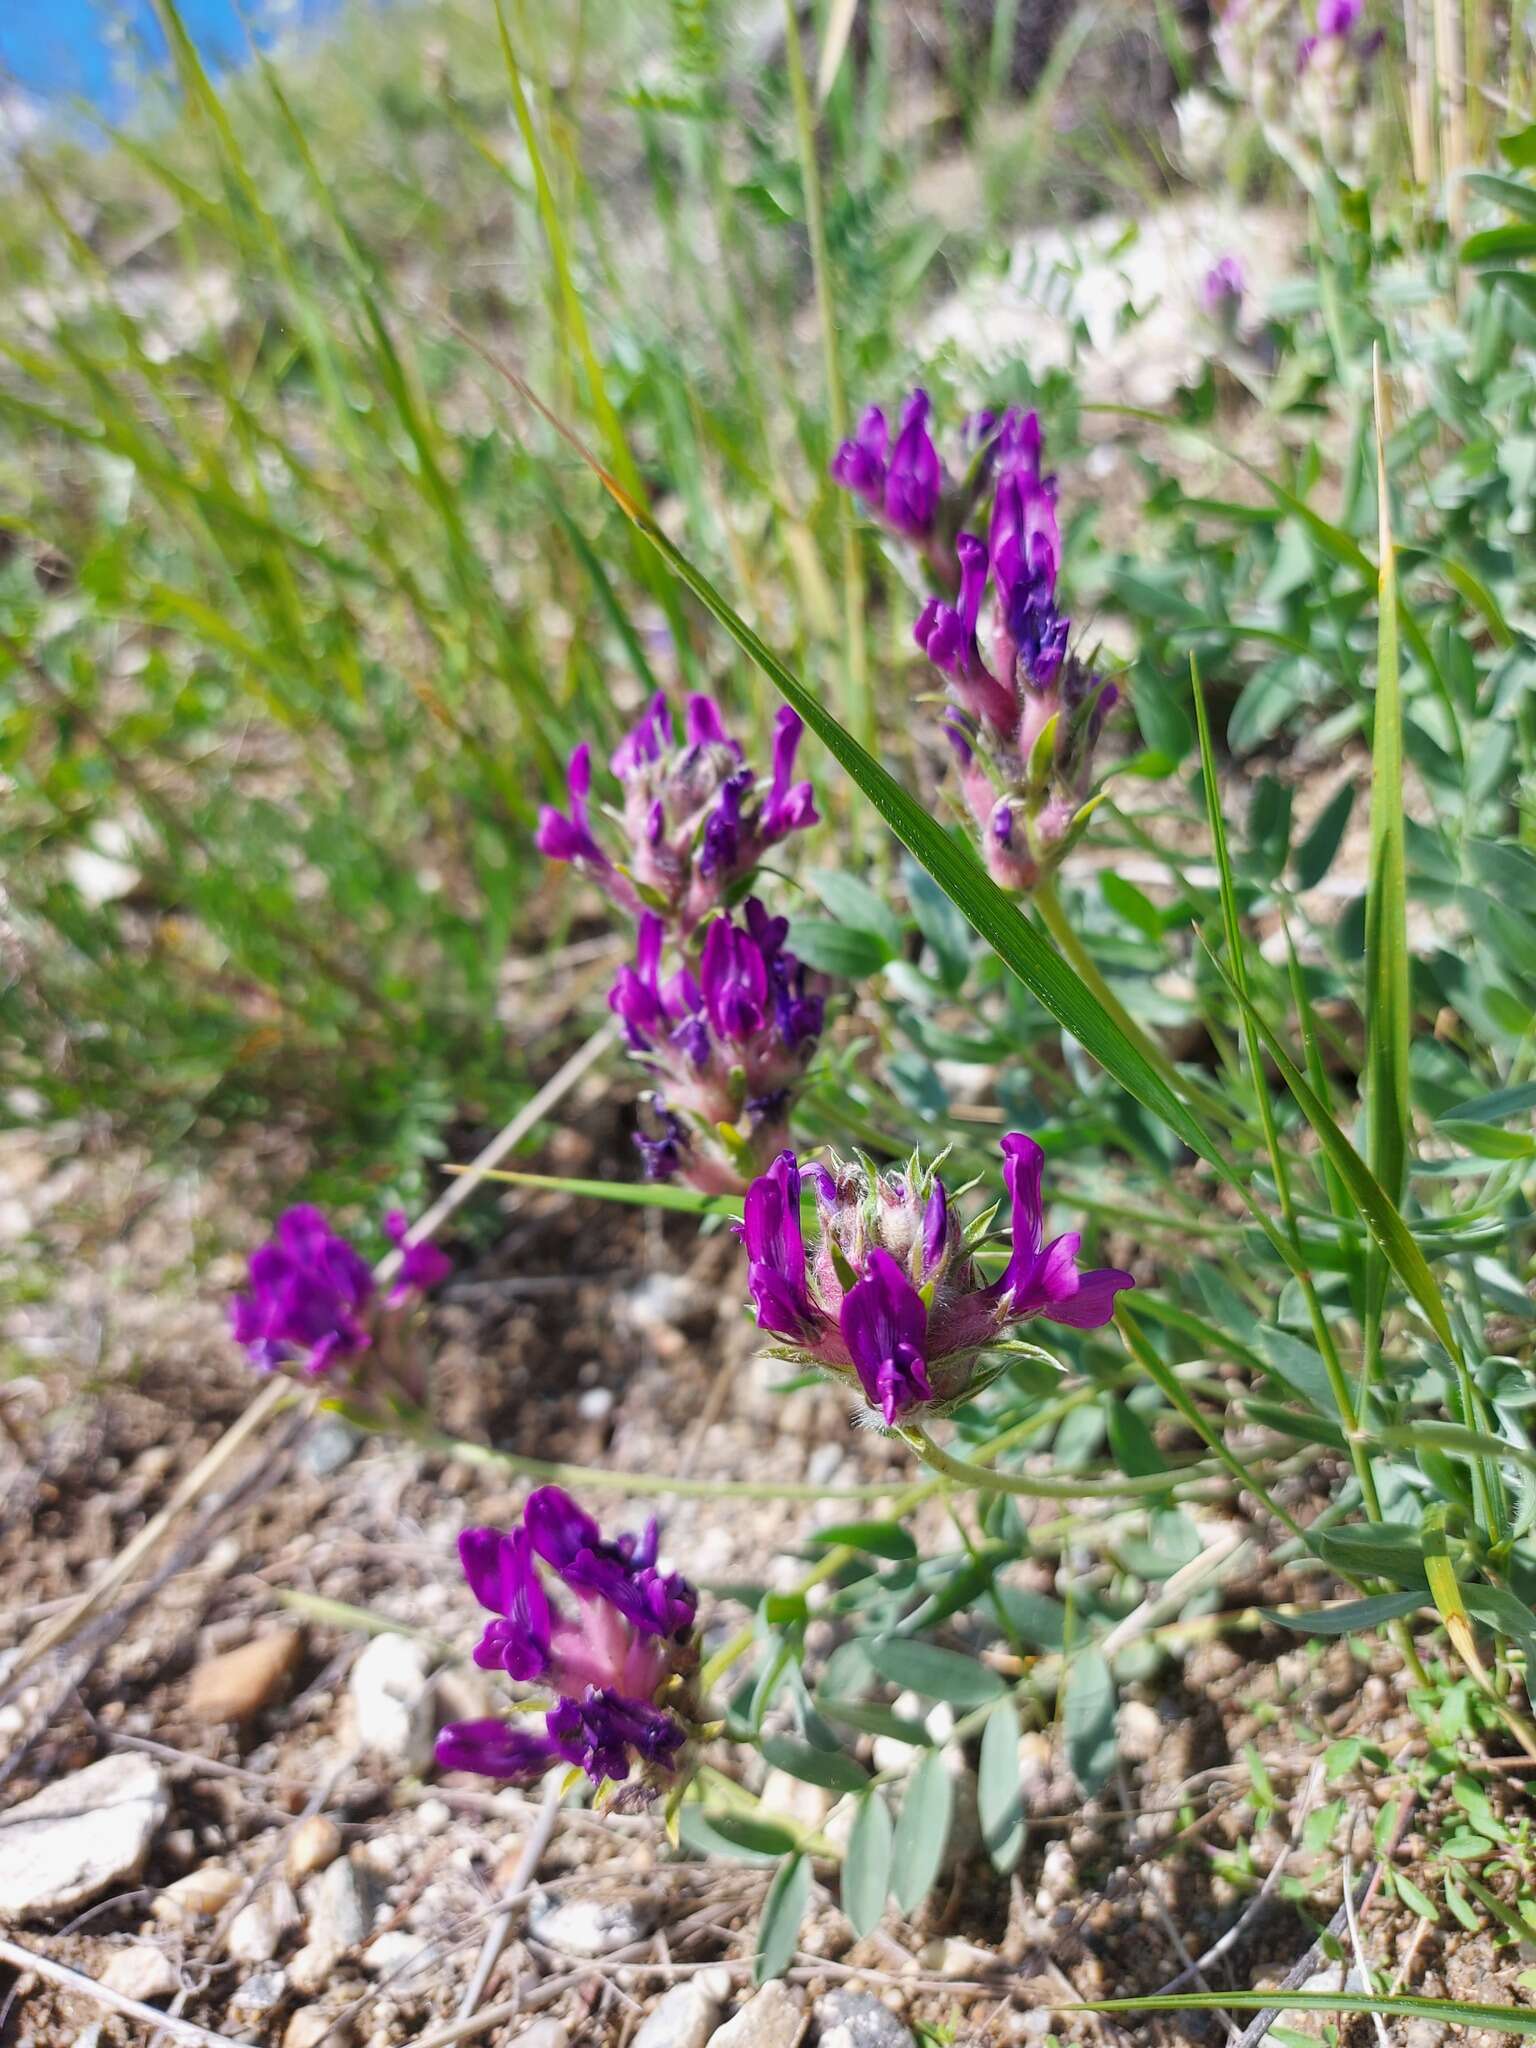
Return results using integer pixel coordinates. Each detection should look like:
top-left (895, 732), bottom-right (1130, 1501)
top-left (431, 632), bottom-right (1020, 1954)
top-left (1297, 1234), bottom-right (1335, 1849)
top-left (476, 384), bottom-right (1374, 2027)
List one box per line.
top-left (541, 696), bottom-right (817, 935)
top-left (1202, 255), bottom-right (1246, 317)
top-left (831, 388), bottom-right (943, 542)
top-left (383, 1211), bottom-right (452, 1307)
top-left (906, 406), bottom-right (1122, 893)
top-left (229, 1206), bottom-right (374, 1377)
top-left (1317, 0), bottom-right (1363, 35)
top-left (840, 1246), bottom-right (936, 1426)
top-left (736, 1136), bottom-right (1136, 1426)
top-left (608, 903), bottom-right (826, 1192)
top-left (438, 1487), bottom-right (697, 1793)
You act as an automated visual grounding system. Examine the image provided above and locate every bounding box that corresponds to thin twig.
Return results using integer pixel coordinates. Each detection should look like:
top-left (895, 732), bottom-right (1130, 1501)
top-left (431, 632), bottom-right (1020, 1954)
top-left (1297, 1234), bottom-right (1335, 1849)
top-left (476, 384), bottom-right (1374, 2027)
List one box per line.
top-left (0, 1934), bottom-right (249, 2048)
top-left (1341, 1848), bottom-right (1391, 2048)
top-left (455, 1773), bottom-right (561, 2020)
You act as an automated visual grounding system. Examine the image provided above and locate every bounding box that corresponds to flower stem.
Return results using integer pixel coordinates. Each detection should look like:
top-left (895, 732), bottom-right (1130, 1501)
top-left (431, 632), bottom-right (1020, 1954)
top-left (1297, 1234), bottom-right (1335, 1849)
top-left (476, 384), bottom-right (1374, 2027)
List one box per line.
top-left (898, 1423), bottom-right (1228, 1500)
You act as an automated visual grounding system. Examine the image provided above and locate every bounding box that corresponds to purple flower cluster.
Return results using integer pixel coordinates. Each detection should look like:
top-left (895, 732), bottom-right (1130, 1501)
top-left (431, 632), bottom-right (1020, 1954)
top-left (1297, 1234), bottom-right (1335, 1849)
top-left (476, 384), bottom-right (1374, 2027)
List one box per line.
top-left (229, 1204), bottom-right (450, 1382)
top-left (1299, 0), bottom-right (1378, 67)
top-left (537, 694), bottom-right (816, 937)
top-left (902, 404), bottom-right (1120, 893)
top-left (737, 1136), bottom-right (1135, 1427)
top-left (609, 901), bottom-right (826, 1193)
top-left (436, 1488), bottom-right (697, 1794)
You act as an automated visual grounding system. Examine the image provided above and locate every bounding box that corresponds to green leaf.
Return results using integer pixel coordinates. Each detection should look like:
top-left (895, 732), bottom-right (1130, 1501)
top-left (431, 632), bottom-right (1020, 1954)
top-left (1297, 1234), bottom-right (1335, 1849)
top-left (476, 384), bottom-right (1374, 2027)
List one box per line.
top-left (1466, 171), bottom-right (1536, 220)
top-left (806, 869), bottom-right (905, 954)
top-left (993, 1587), bottom-right (1069, 1650)
top-left (754, 1852), bottom-right (810, 1983)
top-left (904, 862), bottom-right (972, 991)
top-left (978, 1700), bottom-right (1026, 1873)
top-left (760, 1736), bottom-right (869, 1794)
top-left (1436, 1121), bottom-right (1536, 1160)
top-left (811, 1520), bottom-right (918, 1561)
top-left (787, 919), bottom-right (893, 977)
top-left (1101, 872), bottom-right (1166, 943)
top-left (680, 1808), bottom-right (801, 1863)
top-left (1314, 1524), bottom-right (1430, 1585)
top-left (815, 1696), bottom-right (934, 1746)
top-left (1366, 356), bottom-right (1412, 1220)
top-left (1064, 1645), bottom-right (1117, 1794)
top-left (1292, 779), bottom-right (1355, 890)
top-left (1438, 1082), bottom-right (1536, 1124)
top-left (842, 1792), bottom-right (893, 1937)
top-left (1462, 223), bottom-right (1536, 262)
top-left (1263, 1592), bottom-right (1423, 1636)
top-left (891, 1750), bottom-right (954, 1913)
top-left (1499, 123), bottom-right (1536, 168)
top-left (459, 1167), bottom-right (744, 1218)
top-left (868, 1637), bottom-right (1007, 1708)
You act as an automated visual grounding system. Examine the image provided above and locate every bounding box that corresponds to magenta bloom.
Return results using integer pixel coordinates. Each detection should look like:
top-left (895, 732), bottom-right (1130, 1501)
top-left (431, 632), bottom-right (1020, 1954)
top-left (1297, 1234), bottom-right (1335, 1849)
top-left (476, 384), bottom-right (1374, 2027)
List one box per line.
top-left (608, 901), bottom-right (826, 1191)
top-left (907, 407), bottom-right (1121, 893)
top-left (436, 1488), bottom-right (696, 1791)
top-left (831, 389), bottom-right (943, 542)
top-left (737, 1138), bottom-right (1135, 1427)
top-left (1202, 255), bottom-right (1246, 317)
top-left (229, 1205), bottom-right (375, 1377)
top-left (383, 1211), bottom-right (452, 1307)
top-left (537, 695), bottom-right (816, 935)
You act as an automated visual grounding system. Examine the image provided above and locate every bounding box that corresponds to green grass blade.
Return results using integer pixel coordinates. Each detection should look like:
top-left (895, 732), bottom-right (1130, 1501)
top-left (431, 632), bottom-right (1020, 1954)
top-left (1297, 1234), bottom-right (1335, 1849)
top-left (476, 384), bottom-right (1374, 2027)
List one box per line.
top-left (441, 1166), bottom-right (746, 1218)
top-left (1366, 350), bottom-right (1413, 1213)
top-left (1056, 1991), bottom-right (1536, 2033)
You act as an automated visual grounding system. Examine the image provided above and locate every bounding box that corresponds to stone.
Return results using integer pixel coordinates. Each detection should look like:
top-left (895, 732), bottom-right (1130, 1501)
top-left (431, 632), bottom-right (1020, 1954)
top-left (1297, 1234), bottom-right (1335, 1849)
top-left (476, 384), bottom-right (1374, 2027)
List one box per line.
top-left (0, 1754), bottom-right (169, 1920)
top-left (509, 2025), bottom-right (568, 2048)
top-left (289, 1853), bottom-right (374, 1990)
top-left (349, 1633), bottom-right (435, 1768)
top-left (633, 1981), bottom-right (723, 2048)
top-left (100, 1945), bottom-right (179, 2002)
top-left (707, 1982), bottom-right (808, 2048)
top-left (1115, 1699), bottom-right (1162, 1764)
top-left (152, 1863), bottom-right (242, 1921)
top-left (231, 1967), bottom-right (288, 2014)
top-left (186, 1631), bottom-right (303, 1723)
top-left (528, 1887), bottom-right (655, 1957)
top-left (286, 2010), bottom-right (353, 2048)
top-left (300, 1416), bottom-right (361, 1477)
top-left (226, 1879), bottom-right (300, 1963)
top-left (812, 1990), bottom-right (915, 2048)
top-left (286, 1815), bottom-right (343, 1887)
top-left (364, 1931), bottom-right (435, 1981)
top-left (413, 1798), bottom-right (452, 1836)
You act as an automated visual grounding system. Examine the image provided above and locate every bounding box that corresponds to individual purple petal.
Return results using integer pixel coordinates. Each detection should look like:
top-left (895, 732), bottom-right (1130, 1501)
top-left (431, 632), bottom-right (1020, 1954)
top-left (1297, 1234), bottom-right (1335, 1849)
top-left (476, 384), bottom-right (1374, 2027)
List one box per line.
top-left (613, 693), bottom-right (675, 779)
top-left (884, 389), bottom-right (942, 540)
top-left (384, 1210), bottom-right (451, 1304)
top-left (1041, 1264), bottom-right (1137, 1328)
top-left (1202, 255), bottom-right (1245, 315)
top-left (685, 694), bottom-right (735, 750)
top-left (839, 1247), bottom-right (935, 1426)
top-left (922, 1183), bottom-right (948, 1275)
top-left (762, 707), bottom-right (818, 840)
top-left (435, 1717), bottom-right (560, 1780)
top-left (1317, 0), bottom-right (1362, 33)
top-left (990, 1132), bottom-right (1045, 1299)
top-left (700, 916), bottom-right (768, 1042)
top-left (536, 744), bottom-right (611, 870)
top-left (699, 770), bottom-right (749, 877)
top-left (525, 1486), bottom-right (605, 1575)
top-left (459, 1526), bottom-right (527, 1614)
top-left (830, 404), bottom-right (889, 509)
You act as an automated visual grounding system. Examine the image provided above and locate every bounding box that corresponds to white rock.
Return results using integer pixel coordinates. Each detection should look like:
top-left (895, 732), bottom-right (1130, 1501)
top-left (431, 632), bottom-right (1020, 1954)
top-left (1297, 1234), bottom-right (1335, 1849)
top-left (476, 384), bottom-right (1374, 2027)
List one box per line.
top-left (413, 1797), bottom-right (452, 1836)
top-left (226, 1880), bottom-right (300, 1963)
top-left (290, 1853), bottom-right (375, 1988)
top-left (349, 1634), bottom-right (435, 1768)
top-left (286, 1815), bottom-right (343, 1887)
top-left (231, 1967), bottom-right (288, 2014)
top-left (813, 1990), bottom-right (916, 2048)
top-left (0, 1754), bottom-right (169, 1920)
top-left (706, 1981), bottom-right (807, 2047)
top-left (285, 2010), bottom-right (352, 2048)
top-left (364, 1931), bottom-right (435, 1981)
top-left (100, 1945), bottom-right (178, 2002)
top-left (633, 1980), bottom-right (722, 2048)
top-left (528, 1887), bottom-right (655, 1956)
top-left (152, 1862), bottom-right (242, 1922)
top-left (509, 2024), bottom-right (568, 2048)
